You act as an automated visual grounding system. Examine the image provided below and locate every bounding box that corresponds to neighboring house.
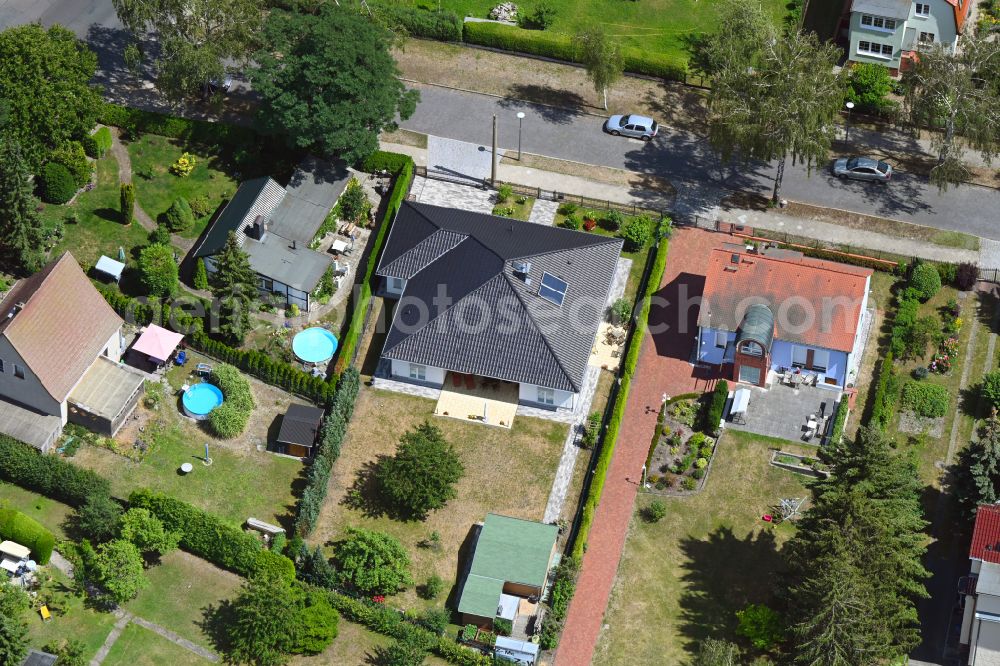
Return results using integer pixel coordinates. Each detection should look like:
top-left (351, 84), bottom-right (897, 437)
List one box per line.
top-left (695, 245), bottom-right (872, 390)
top-left (376, 201), bottom-right (622, 413)
top-left (960, 504), bottom-right (1000, 664)
top-left (846, 0), bottom-right (972, 73)
top-left (457, 514), bottom-right (558, 631)
top-left (0, 253), bottom-right (144, 451)
top-left (193, 158), bottom-right (350, 311)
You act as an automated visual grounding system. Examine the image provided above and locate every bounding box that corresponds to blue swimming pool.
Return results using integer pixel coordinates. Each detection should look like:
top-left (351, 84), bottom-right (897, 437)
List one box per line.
top-left (182, 383), bottom-right (224, 420)
top-left (292, 327), bottom-right (338, 364)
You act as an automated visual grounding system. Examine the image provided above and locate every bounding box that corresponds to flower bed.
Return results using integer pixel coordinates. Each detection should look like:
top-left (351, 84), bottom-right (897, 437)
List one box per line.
top-left (769, 450), bottom-right (829, 478)
top-left (646, 406), bottom-right (716, 493)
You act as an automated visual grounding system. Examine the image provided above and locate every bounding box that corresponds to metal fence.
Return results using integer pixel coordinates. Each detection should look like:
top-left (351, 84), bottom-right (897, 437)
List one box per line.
top-left (981, 268), bottom-right (1000, 283)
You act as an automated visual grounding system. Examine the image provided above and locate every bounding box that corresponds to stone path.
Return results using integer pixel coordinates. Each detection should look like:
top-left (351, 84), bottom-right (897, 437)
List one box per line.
top-left (527, 198), bottom-right (559, 226)
top-left (107, 127), bottom-right (156, 233)
top-left (90, 609), bottom-right (219, 665)
top-left (980, 239), bottom-right (1000, 271)
top-left (411, 175), bottom-right (495, 213)
top-left (49, 551), bottom-right (74, 578)
top-left (426, 135), bottom-right (503, 183)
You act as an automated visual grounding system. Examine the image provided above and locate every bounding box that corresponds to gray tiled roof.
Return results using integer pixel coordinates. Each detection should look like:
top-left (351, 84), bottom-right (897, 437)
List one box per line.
top-left (192, 177), bottom-right (286, 258)
top-left (268, 157), bottom-right (350, 244)
top-left (377, 202), bottom-right (622, 392)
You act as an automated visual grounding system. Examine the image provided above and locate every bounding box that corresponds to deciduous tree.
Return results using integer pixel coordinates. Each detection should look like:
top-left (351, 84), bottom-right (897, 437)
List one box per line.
top-left (576, 26), bottom-right (623, 111)
top-left (118, 508), bottom-right (180, 559)
top-left (138, 244), bottom-right (179, 298)
top-left (334, 527), bottom-right (412, 595)
top-left (0, 141), bottom-right (45, 275)
top-left (93, 540), bottom-right (148, 603)
top-left (253, 5), bottom-right (419, 163)
top-left (0, 582), bottom-right (30, 666)
top-left (376, 421), bottom-right (464, 519)
top-left (903, 31), bottom-right (1000, 190)
top-left (74, 493), bottom-right (123, 542)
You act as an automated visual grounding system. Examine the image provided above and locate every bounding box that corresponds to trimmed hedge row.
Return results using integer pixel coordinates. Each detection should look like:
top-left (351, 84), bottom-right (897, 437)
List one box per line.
top-left (867, 350), bottom-right (898, 430)
top-left (462, 21), bottom-right (687, 81)
top-left (828, 397), bottom-right (849, 445)
top-left (128, 488), bottom-right (268, 577)
top-left (571, 234), bottom-right (670, 560)
top-left (98, 102), bottom-right (258, 148)
top-left (0, 434), bottom-right (111, 507)
top-left (380, 5), bottom-right (463, 41)
top-left (335, 152), bottom-right (415, 373)
top-left (704, 380), bottom-right (729, 435)
top-left (294, 367), bottom-right (361, 537)
top-left (0, 507), bottom-right (55, 564)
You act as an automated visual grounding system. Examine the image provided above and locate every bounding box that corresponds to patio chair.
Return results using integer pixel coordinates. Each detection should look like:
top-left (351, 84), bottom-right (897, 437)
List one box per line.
top-left (196, 362), bottom-right (212, 376)
top-left (175, 350), bottom-right (187, 366)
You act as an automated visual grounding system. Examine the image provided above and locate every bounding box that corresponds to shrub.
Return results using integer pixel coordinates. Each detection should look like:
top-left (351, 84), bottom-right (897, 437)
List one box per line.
top-left (193, 258), bottom-right (209, 290)
top-left (128, 489), bottom-right (263, 576)
top-left (420, 574), bottom-right (444, 600)
top-left (138, 244), bottom-right (178, 297)
top-left (188, 195), bottom-right (212, 218)
top-left (692, 467), bottom-right (705, 479)
top-left (562, 214), bottom-right (581, 230)
top-left (169, 152), bottom-right (197, 176)
top-left (611, 297), bottom-right (631, 324)
top-left (704, 380), bottom-right (729, 435)
top-left (957, 262), bottom-right (979, 290)
top-left (937, 262), bottom-right (958, 286)
top-left (93, 539), bottom-right (147, 602)
top-left (0, 508), bottom-right (55, 563)
top-left (846, 62), bottom-right (894, 115)
top-left (681, 477), bottom-right (698, 491)
top-left (378, 5), bottom-right (462, 41)
top-left (80, 134), bottom-right (99, 159)
top-left (334, 527), bottom-right (413, 595)
top-left (49, 141), bottom-right (91, 187)
top-left (255, 549), bottom-right (297, 581)
top-left (910, 262), bottom-right (942, 301)
top-left (621, 215), bottom-right (653, 251)
top-left (75, 494), bottom-right (123, 542)
top-left (40, 162), bottom-right (76, 203)
top-left (643, 499), bottom-right (667, 523)
top-left (120, 183), bottom-right (135, 226)
top-left (983, 371), bottom-right (1000, 410)
top-left (93, 126), bottom-right (113, 156)
top-left (163, 196), bottom-right (194, 232)
top-left (338, 178), bottom-right (370, 225)
top-left (518, 1), bottom-right (556, 29)
top-left (495, 183), bottom-right (513, 204)
top-left (901, 381), bottom-right (949, 418)
top-left (603, 209), bottom-right (624, 230)
top-left (0, 434), bottom-right (110, 506)
top-left (736, 604), bottom-right (785, 650)
top-left (913, 366), bottom-right (929, 380)
top-left (208, 364), bottom-right (254, 438)
top-left (148, 224), bottom-right (170, 245)
top-left (418, 607), bottom-right (450, 635)
top-left (557, 202), bottom-right (578, 216)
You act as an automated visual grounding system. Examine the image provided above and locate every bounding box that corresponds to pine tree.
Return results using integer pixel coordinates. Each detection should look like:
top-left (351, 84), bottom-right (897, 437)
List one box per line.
top-left (956, 409), bottom-right (1000, 516)
top-left (120, 183), bottom-right (135, 226)
top-left (193, 257), bottom-right (209, 290)
top-left (0, 141), bottom-right (45, 275)
top-left (211, 231), bottom-right (258, 345)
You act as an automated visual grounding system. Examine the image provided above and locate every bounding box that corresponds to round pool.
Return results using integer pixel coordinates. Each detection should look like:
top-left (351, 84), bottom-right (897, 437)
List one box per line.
top-left (292, 327), bottom-right (339, 364)
top-left (182, 383), bottom-right (224, 420)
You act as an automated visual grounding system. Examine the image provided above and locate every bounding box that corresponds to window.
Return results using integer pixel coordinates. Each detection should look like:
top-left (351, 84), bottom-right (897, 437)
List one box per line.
top-left (792, 346), bottom-right (808, 368)
top-left (13, 364), bottom-right (24, 379)
top-left (915, 3), bottom-right (930, 16)
top-left (812, 350), bottom-right (830, 373)
top-left (539, 273), bottom-right (568, 307)
top-left (389, 277), bottom-right (405, 292)
top-left (741, 341), bottom-right (763, 357)
top-left (537, 387), bottom-right (555, 405)
top-left (714, 331), bottom-right (728, 348)
top-left (919, 32), bottom-right (935, 43)
top-left (408, 364), bottom-right (426, 381)
top-left (259, 277), bottom-right (274, 292)
top-left (0, 359), bottom-right (4, 373)
top-left (860, 14), bottom-right (896, 30)
top-left (857, 40), bottom-right (893, 57)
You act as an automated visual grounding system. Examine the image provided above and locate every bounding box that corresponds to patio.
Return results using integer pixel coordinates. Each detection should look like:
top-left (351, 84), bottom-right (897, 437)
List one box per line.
top-left (725, 381), bottom-right (842, 444)
top-left (591, 322), bottom-right (627, 372)
top-left (434, 373), bottom-right (519, 429)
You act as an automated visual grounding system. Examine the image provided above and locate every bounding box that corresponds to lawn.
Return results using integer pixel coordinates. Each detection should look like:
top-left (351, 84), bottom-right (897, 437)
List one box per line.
top-left (40, 155), bottom-right (151, 269)
top-left (126, 133), bottom-right (239, 239)
top-left (311, 387), bottom-right (568, 611)
top-left (392, 0), bottom-right (788, 62)
top-left (594, 429), bottom-right (808, 665)
top-left (0, 481), bottom-right (74, 538)
top-left (125, 549), bottom-right (242, 650)
top-left (103, 622), bottom-right (213, 666)
top-left (291, 619), bottom-right (450, 665)
top-left (26, 567), bottom-right (118, 661)
top-left (71, 359), bottom-right (303, 527)
top-left (493, 194), bottom-right (535, 221)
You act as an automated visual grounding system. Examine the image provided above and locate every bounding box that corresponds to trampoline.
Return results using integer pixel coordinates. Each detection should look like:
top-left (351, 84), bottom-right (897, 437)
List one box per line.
top-left (182, 383), bottom-right (224, 420)
top-left (292, 327), bottom-right (338, 364)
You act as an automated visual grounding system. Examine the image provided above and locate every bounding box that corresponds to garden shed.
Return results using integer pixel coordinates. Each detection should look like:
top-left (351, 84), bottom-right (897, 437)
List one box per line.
top-left (94, 255), bottom-right (125, 283)
top-left (275, 403), bottom-right (325, 457)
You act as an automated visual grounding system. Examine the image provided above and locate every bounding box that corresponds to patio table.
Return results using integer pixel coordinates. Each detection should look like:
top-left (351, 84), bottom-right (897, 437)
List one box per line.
top-left (330, 239), bottom-right (348, 254)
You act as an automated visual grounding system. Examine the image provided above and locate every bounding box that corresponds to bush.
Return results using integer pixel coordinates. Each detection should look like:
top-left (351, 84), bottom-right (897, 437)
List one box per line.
top-left (957, 262), bottom-right (979, 290)
top-left (188, 196), bottom-right (212, 218)
top-left (98, 103), bottom-right (260, 148)
top-left (828, 398), bottom-right (849, 445)
top-left (557, 202), bottom-right (578, 216)
top-left (49, 141), bottom-right (91, 187)
top-left (621, 215), bottom-right (653, 251)
top-left (418, 607), bottom-right (450, 635)
top-left (379, 5), bottom-right (462, 41)
top-left (80, 134), bottom-right (99, 159)
top-left (643, 499), bottom-right (666, 523)
top-left (163, 197), bottom-right (194, 232)
top-left (901, 380), bottom-right (949, 418)
top-left (93, 126), bottom-right (113, 156)
top-left (334, 527), bottom-right (413, 595)
top-left (137, 244), bottom-right (178, 297)
top-left (910, 262), bottom-right (942, 301)
top-left (736, 604), bottom-right (785, 650)
top-left (208, 364), bottom-right (254, 439)
top-left (913, 366), bottom-right (929, 380)
top-left (937, 262), bottom-right (957, 286)
top-left (420, 574), bottom-right (444, 600)
top-left (40, 162), bottom-right (77, 204)
top-left (0, 434), bottom-right (111, 506)
top-left (603, 209), bottom-right (624, 230)
top-left (681, 477), bottom-right (698, 491)
top-left (493, 617), bottom-right (513, 637)
top-left (611, 297), bottom-right (631, 324)
top-left (255, 549), bottom-right (297, 581)
top-left (704, 380), bottom-right (729, 435)
top-left (518, 1), bottom-right (556, 29)
top-left (120, 183), bottom-right (135, 226)
top-left (846, 62), bottom-right (894, 115)
top-left (0, 508), bottom-right (55, 563)
top-left (984, 371), bottom-right (1000, 411)
top-left (128, 489), bottom-right (263, 576)
top-left (193, 258), bottom-right (209, 290)
top-left (495, 183), bottom-right (513, 204)
top-left (562, 214), bottom-right (581, 230)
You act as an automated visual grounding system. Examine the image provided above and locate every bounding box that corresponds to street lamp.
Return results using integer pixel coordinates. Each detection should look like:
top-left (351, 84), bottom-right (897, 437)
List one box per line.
top-left (516, 112), bottom-right (525, 161)
top-left (845, 101), bottom-right (855, 144)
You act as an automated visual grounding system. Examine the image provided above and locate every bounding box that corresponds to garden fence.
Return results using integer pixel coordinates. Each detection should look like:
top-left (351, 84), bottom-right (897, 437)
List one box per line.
top-left (980, 267), bottom-right (1000, 283)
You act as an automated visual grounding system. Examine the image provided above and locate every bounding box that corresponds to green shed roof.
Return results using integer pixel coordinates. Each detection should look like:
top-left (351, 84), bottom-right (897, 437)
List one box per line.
top-left (457, 514), bottom-right (558, 619)
top-left (737, 303), bottom-right (775, 351)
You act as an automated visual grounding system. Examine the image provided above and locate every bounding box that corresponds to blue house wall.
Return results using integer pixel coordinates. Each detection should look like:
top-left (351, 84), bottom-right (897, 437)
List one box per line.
top-left (697, 327), bottom-right (850, 387)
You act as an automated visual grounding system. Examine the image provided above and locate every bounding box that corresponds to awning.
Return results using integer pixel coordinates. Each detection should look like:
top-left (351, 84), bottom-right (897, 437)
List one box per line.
top-left (497, 593), bottom-right (520, 620)
top-left (0, 540), bottom-right (30, 559)
top-left (95, 255), bottom-right (125, 281)
top-left (731, 387), bottom-right (751, 415)
top-left (132, 324), bottom-right (184, 362)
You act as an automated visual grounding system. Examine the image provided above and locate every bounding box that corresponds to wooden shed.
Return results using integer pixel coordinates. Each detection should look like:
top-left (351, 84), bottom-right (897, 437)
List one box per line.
top-left (275, 403), bottom-right (324, 458)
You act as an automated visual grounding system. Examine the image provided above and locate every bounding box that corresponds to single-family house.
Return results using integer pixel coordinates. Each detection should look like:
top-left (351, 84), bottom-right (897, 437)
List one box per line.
top-left (457, 514), bottom-right (559, 630)
top-left (695, 245), bottom-right (872, 390)
top-left (375, 201), bottom-right (622, 413)
top-left (960, 504), bottom-right (1000, 664)
top-left (0, 253), bottom-right (144, 451)
top-left (846, 0), bottom-right (973, 74)
top-left (193, 158), bottom-right (350, 311)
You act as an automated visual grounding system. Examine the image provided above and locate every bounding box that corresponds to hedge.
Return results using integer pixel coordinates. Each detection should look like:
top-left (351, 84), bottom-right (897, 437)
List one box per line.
top-left (462, 22), bottom-right (687, 81)
top-left (379, 5), bottom-right (462, 41)
top-left (294, 368), bottom-right (360, 537)
top-left (208, 364), bottom-right (255, 438)
top-left (0, 434), bottom-right (111, 507)
top-left (704, 380), bottom-right (729, 435)
top-left (98, 102), bottom-right (258, 148)
top-left (867, 350), bottom-right (898, 430)
top-left (335, 152), bottom-right (415, 373)
top-left (828, 397), bottom-right (849, 445)
top-left (128, 488), bottom-right (267, 576)
top-left (571, 233), bottom-right (669, 560)
top-left (0, 507), bottom-right (55, 564)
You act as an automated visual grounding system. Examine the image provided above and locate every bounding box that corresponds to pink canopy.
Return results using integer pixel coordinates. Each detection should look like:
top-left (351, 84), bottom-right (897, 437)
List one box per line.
top-left (132, 324), bottom-right (184, 362)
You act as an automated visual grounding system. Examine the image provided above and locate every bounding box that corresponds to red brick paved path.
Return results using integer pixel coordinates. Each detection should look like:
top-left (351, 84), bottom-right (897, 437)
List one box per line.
top-left (554, 228), bottom-right (724, 666)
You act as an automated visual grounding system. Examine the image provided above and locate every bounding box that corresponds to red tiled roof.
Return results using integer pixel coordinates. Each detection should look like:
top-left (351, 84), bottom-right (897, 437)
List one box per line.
top-left (971, 505), bottom-right (1000, 563)
top-left (696, 248), bottom-right (872, 352)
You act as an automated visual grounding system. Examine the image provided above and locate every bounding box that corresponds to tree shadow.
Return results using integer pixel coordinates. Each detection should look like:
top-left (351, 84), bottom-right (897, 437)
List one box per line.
top-left (199, 600), bottom-right (237, 655)
top-left (93, 207), bottom-right (122, 223)
top-left (497, 85), bottom-right (588, 124)
top-left (341, 456), bottom-right (412, 520)
top-left (677, 526), bottom-right (783, 648)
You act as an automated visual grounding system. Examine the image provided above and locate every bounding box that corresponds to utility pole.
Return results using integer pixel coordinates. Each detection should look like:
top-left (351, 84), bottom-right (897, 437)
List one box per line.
top-left (491, 114), bottom-right (498, 187)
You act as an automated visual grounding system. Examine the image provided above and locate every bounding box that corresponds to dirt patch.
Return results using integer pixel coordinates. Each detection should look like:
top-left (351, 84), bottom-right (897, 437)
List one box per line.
top-left (499, 151), bottom-right (677, 197)
top-left (897, 411), bottom-right (946, 438)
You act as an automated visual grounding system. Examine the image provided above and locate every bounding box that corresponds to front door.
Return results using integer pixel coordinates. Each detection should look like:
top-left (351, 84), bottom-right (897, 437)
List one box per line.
top-left (739, 365), bottom-right (761, 385)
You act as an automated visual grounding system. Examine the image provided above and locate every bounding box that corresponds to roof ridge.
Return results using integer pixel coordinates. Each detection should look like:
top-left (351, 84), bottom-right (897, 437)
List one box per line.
top-left (711, 247), bottom-right (871, 278)
top-left (501, 272), bottom-right (578, 391)
top-left (381, 228), bottom-right (469, 279)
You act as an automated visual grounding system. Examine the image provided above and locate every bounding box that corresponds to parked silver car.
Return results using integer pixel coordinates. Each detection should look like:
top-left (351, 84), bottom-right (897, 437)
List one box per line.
top-left (832, 156), bottom-right (893, 183)
top-left (605, 114), bottom-right (658, 140)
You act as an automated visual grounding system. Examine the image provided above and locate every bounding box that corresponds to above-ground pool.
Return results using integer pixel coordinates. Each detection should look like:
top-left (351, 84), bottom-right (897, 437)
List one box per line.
top-left (292, 327), bottom-right (339, 364)
top-left (182, 383), bottom-right (224, 420)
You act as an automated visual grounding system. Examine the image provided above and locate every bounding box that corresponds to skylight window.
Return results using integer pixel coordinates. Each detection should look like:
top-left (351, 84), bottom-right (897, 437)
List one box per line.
top-left (539, 272), bottom-right (568, 306)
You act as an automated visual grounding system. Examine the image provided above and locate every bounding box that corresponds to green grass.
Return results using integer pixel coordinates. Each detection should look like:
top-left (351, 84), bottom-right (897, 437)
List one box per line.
top-left (930, 230), bottom-right (980, 251)
top-left (41, 156), bottom-right (151, 268)
top-left (290, 619), bottom-right (450, 665)
top-left (493, 195), bottom-right (535, 221)
top-left (396, 0), bottom-right (788, 62)
top-left (0, 481), bottom-right (74, 538)
top-left (26, 568), bottom-right (118, 661)
top-left (102, 622), bottom-right (213, 666)
top-left (125, 549), bottom-right (241, 650)
top-left (127, 134), bottom-right (238, 239)
top-left (594, 429), bottom-right (807, 664)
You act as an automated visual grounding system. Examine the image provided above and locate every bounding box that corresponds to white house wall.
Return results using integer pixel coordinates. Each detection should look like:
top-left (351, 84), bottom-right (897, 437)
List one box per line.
top-left (390, 359), bottom-right (446, 387)
top-left (518, 382), bottom-right (575, 410)
top-left (0, 337), bottom-right (63, 418)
